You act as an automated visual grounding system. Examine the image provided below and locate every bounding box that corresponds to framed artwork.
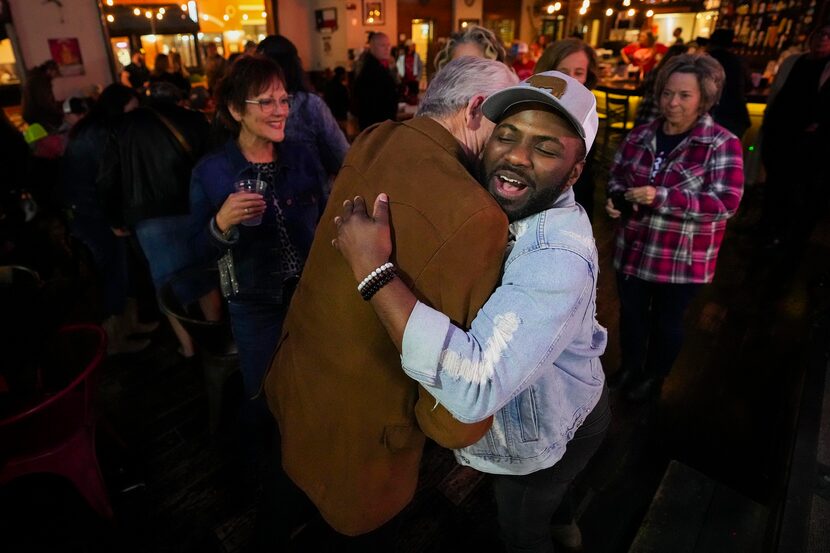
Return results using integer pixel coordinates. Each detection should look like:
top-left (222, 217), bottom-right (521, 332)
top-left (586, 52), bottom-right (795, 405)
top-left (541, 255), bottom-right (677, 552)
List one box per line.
top-left (48, 37), bottom-right (85, 76)
top-left (315, 8), bottom-right (338, 31)
top-left (363, 0), bottom-right (384, 25)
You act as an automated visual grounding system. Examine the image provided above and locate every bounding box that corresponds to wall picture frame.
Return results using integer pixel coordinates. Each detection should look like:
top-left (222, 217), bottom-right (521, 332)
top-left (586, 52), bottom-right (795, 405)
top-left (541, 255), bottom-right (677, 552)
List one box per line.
top-left (363, 1), bottom-right (384, 25)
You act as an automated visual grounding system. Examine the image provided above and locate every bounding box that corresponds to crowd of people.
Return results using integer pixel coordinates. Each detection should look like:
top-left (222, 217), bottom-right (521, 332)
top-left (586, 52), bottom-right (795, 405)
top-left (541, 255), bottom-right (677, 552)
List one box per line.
top-left (1, 20), bottom-right (829, 553)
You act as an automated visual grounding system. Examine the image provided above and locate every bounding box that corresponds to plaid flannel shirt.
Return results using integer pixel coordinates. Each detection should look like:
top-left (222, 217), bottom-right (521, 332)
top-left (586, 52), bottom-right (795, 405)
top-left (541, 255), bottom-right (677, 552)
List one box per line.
top-left (608, 114), bottom-right (744, 283)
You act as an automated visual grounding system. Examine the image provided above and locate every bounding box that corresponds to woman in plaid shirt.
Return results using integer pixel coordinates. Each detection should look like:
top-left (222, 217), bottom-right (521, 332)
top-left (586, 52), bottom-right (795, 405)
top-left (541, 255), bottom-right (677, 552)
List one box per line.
top-left (605, 54), bottom-right (745, 402)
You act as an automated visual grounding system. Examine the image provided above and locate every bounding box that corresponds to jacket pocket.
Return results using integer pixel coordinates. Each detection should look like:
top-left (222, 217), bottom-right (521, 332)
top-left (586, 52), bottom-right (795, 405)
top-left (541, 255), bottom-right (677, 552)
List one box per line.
top-left (516, 387), bottom-right (540, 443)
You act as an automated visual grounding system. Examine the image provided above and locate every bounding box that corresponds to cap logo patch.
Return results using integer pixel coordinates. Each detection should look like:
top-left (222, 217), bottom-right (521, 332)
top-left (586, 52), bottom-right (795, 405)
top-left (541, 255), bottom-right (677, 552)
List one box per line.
top-left (527, 75), bottom-right (567, 99)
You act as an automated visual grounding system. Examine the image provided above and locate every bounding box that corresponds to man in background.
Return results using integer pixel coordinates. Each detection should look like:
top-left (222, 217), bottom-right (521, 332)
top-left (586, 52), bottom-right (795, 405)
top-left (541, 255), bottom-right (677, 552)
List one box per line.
top-left (353, 32), bottom-right (398, 130)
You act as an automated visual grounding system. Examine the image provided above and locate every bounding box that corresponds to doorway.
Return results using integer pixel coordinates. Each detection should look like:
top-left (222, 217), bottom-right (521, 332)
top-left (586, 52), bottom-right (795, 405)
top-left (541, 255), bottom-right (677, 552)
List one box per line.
top-left (411, 19), bottom-right (432, 89)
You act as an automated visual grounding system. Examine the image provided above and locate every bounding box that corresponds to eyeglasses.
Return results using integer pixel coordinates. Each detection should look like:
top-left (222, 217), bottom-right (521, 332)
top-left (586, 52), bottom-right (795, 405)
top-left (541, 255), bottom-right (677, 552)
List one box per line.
top-left (245, 95), bottom-right (293, 114)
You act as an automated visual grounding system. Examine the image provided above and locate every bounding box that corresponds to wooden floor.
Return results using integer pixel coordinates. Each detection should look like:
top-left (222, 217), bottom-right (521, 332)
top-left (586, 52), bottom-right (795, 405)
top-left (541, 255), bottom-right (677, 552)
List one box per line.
top-left (2, 134), bottom-right (830, 553)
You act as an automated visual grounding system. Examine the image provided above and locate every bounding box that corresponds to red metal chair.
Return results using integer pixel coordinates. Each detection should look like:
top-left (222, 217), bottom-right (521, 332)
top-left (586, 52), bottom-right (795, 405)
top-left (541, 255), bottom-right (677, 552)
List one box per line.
top-left (0, 324), bottom-right (112, 519)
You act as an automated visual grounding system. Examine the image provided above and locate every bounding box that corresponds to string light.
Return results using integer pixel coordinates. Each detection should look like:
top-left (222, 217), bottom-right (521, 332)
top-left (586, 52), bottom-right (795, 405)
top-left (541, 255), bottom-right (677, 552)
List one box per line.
top-left (105, 0), bottom-right (113, 5)
top-left (133, 7), bottom-right (141, 16)
top-left (627, 8), bottom-right (636, 16)
top-left (181, 4), bottom-right (187, 11)
top-left (554, 2), bottom-right (561, 10)
top-left (646, 9), bottom-right (654, 16)
top-left (158, 7), bottom-right (165, 15)
top-left (579, 7), bottom-right (588, 15)
top-left (223, 14), bottom-right (229, 21)
top-left (145, 10), bottom-right (152, 19)
top-left (547, 4), bottom-right (555, 14)
top-left (242, 13), bottom-right (248, 20)
top-left (107, 14), bottom-right (114, 22)
top-left (261, 11), bottom-right (267, 18)
top-left (606, 8), bottom-right (613, 15)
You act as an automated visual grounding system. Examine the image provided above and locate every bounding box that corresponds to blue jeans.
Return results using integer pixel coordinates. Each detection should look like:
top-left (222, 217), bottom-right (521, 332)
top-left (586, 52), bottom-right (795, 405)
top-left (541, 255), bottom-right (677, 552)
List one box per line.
top-left (69, 215), bottom-right (128, 317)
top-left (227, 300), bottom-right (288, 399)
top-left (617, 273), bottom-right (702, 379)
top-left (134, 215), bottom-right (214, 306)
top-left (491, 386), bottom-right (611, 553)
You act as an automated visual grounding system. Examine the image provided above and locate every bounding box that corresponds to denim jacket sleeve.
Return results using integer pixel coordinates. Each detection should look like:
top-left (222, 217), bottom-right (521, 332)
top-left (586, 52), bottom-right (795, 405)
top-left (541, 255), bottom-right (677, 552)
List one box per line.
top-left (401, 247), bottom-right (593, 424)
top-left (188, 165), bottom-right (237, 260)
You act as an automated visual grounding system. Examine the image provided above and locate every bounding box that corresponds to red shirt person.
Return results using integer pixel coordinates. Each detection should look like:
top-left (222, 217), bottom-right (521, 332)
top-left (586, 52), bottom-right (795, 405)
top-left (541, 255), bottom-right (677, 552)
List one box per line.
top-left (621, 31), bottom-right (668, 75)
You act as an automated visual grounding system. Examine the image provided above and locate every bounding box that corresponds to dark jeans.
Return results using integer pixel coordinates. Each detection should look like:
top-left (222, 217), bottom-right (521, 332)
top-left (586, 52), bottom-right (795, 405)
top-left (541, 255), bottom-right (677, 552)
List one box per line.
top-left (228, 299), bottom-right (288, 398)
top-left (69, 215), bottom-right (128, 317)
top-left (617, 273), bottom-right (702, 379)
top-left (492, 386), bottom-right (611, 553)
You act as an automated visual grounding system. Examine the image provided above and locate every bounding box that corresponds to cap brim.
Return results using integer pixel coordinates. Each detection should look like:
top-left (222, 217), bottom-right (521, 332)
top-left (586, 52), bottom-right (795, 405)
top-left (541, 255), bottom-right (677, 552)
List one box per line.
top-left (482, 87), bottom-right (586, 140)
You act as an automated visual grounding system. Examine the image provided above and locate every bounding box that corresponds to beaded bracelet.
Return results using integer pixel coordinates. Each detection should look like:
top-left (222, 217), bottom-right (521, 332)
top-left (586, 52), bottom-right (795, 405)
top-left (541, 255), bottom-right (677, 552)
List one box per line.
top-left (357, 262), bottom-right (396, 301)
top-left (357, 262), bottom-right (394, 293)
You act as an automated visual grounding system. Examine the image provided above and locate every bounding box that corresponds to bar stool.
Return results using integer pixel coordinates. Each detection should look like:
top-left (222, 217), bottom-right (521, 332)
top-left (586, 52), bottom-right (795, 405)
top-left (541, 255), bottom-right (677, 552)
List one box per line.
top-left (158, 269), bottom-right (239, 433)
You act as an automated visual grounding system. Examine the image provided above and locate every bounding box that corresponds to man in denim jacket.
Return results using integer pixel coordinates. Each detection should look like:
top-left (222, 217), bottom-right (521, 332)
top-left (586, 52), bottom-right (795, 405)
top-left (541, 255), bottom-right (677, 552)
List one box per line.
top-left (333, 71), bottom-right (610, 553)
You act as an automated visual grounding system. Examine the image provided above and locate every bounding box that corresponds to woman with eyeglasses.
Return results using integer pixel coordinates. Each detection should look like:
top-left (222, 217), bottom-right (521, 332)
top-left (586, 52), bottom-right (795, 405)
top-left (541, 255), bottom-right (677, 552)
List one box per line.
top-left (189, 54), bottom-right (325, 415)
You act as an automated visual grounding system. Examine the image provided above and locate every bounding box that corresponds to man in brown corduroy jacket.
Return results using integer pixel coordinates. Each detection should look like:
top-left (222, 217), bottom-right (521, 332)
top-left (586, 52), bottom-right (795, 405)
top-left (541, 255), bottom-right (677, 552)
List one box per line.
top-left (264, 57), bottom-right (518, 540)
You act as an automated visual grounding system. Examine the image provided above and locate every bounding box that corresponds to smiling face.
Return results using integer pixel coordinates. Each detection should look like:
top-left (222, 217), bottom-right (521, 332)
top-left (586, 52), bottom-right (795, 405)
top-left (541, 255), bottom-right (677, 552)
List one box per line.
top-left (659, 71), bottom-right (702, 132)
top-left (556, 50), bottom-right (590, 85)
top-left (481, 104), bottom-right (584, 222)
top-left (230, 78), bottom-right (290, 145)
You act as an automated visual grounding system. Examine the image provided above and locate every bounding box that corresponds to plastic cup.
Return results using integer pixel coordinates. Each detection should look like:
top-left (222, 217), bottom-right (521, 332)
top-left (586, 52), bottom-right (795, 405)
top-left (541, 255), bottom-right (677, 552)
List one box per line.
top-left (234, 179), bottom-right (268, 226)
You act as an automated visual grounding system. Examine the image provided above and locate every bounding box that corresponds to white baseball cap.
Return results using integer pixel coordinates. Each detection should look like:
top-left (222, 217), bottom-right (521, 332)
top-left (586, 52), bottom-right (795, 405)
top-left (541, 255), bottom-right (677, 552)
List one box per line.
top-left (482, 70), bottom-right (599, 154)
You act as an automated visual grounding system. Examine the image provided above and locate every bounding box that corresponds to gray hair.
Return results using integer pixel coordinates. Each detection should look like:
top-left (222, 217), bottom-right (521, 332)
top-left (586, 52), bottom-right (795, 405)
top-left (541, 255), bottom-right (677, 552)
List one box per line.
top-left (417, 56), bottom-right (518, 119)
top-left (433, 25), bottom-right (508, 72)
top-left (654, 53), bottom-right (725, 114)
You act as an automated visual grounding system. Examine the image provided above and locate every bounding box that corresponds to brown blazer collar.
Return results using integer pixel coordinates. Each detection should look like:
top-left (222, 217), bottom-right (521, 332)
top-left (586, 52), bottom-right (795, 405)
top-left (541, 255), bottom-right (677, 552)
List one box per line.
top-left (403, 116), bottom-right (475, 173)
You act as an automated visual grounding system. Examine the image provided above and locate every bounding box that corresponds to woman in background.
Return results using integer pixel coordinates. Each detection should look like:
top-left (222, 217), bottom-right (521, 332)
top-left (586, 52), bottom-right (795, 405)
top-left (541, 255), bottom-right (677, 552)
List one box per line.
top-left (257, 35), bottom-right (349, 196)
top-left (433, 25), bottom-right (508, 73)
top-left (61, 84), bottom-right (152, 354)
top-left (535, 38), bottom-right (599, 220)
top-left (605, 55), bottom-right (744, 403)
